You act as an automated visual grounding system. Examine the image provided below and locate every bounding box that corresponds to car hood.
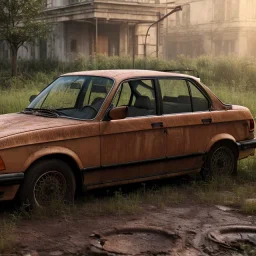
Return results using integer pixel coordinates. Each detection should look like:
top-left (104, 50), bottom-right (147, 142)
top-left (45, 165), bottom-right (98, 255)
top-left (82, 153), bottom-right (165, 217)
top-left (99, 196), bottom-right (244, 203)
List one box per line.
top-left (0, 113), bottom-right (99, 150)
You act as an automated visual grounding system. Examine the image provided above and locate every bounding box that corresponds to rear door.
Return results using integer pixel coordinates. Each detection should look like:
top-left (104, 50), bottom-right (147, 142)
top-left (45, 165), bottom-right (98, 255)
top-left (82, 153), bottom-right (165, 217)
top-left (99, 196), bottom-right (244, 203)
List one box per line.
top-left (158, 78), bottom-right (215, 172)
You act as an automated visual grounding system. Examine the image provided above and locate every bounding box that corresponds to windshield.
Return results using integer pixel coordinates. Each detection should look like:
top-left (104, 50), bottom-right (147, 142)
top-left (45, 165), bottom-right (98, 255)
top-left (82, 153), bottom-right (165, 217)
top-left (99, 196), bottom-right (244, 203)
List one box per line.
top-left (27, 76), bottom-right (114, 120)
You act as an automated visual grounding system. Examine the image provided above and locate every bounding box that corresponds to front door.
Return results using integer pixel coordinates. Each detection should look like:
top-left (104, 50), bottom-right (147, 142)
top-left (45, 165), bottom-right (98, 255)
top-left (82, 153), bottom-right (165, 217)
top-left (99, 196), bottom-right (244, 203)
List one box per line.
top-left (98, 79), bottom-right (166, 186)
top-left (158, 78), bottom-right (214, 173)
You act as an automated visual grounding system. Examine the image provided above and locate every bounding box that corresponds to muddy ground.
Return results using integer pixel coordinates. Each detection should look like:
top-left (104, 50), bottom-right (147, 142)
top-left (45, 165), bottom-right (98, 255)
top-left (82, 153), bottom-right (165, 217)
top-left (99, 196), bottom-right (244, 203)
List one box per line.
top-left (1, 203), bottom-right (255, 255)
top-left (1, 179), bottom-right (256, 256)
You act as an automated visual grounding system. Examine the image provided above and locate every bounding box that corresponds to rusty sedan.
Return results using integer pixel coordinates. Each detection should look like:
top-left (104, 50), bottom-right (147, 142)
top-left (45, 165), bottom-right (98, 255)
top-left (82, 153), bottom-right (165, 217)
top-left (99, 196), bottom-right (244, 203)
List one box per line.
top-left (0, 70), bottom-right (255, 208)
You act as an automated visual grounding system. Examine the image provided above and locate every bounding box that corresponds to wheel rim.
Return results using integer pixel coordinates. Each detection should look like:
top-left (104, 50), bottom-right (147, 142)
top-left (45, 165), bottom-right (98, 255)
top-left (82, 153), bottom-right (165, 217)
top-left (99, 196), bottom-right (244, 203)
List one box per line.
top-left (33, 171), bottom-right (67, 207)
top-left (211, 146), bottom-right (234, 175)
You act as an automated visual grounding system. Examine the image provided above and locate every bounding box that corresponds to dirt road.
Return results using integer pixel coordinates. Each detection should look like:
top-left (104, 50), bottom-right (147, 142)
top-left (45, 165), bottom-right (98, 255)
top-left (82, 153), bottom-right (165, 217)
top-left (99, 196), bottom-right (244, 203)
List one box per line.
top-left (1, 202), bottom-right (254, 256)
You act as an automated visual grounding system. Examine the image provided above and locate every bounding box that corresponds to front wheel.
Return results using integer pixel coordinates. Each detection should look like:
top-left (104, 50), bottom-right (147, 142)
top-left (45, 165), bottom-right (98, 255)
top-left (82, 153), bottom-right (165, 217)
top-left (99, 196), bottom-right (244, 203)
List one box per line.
top-left (19, 159), bottom-right (76, 208)
top-left (201, 143), bottom-right (237, 181)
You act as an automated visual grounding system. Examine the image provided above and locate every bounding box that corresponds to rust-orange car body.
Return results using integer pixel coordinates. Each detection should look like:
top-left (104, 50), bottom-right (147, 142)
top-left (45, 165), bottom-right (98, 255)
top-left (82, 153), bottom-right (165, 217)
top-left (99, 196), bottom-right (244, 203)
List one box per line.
top-left (0, 70), bottom-right (255, 202)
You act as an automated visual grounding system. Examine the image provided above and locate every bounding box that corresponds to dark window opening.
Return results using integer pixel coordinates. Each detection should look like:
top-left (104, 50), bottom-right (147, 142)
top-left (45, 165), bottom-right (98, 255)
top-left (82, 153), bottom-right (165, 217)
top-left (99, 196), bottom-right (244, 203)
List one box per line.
top-left (71, 39), bottom-right (77, 52)
top-left (39, 40), bottom-right (47, 60)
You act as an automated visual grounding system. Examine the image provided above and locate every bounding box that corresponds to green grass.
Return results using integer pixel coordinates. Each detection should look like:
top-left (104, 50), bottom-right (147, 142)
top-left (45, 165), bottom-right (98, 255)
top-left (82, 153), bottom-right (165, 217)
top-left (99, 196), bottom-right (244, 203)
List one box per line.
top-left (1, 55), bottom-right (256, 115)
top-left (1, 55), bottom-right (256, 252)
top-left (0, 219), bottom-right (16, 253)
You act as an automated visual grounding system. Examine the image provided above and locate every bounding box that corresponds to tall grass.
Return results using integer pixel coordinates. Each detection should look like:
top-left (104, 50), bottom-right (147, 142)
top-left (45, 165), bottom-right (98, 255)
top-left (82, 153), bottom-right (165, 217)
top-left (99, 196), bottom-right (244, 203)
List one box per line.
top-left (0, 219), bottom-right (16, 253)
top-left (1, 55), bottom-right (256, 253)
top-left (0, 55), bottom-right (256, 115)
top-left (0, 54), bottom-right (255, 178)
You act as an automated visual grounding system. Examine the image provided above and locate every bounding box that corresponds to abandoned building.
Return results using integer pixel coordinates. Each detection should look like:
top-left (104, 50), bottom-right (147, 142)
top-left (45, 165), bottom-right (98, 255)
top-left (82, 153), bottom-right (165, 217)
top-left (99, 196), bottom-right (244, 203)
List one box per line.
top-left (0, 0), bottom-right (174, 61)
top-left (1, 0), bottom-right (256, 61)
top-left (166, 0), bottom-right (256, 58)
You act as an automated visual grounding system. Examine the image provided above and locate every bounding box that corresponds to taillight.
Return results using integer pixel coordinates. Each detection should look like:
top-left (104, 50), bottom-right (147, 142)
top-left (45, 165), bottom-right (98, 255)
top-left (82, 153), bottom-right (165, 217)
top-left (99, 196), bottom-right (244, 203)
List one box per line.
top-left (249, 119), bottom-right (255, 132)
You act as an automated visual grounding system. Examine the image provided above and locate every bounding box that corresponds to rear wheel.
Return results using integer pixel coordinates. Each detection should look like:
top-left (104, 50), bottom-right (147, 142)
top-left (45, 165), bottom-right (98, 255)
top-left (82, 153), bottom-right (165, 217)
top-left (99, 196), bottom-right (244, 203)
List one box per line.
top-left (201, 142), bottom-right (237, 181)
top-left (19, 159), bottom-right (76, 208)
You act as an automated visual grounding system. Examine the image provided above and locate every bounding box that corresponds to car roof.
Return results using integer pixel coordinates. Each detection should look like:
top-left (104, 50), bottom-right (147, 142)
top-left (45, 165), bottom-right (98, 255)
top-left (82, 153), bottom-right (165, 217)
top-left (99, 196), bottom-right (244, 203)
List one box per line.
top-left (61, 69), bottom-right (199, 82)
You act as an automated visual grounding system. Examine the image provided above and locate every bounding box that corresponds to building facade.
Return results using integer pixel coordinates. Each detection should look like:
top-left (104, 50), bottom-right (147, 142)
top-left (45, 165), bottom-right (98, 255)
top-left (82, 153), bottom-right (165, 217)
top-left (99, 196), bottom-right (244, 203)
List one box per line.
top-left (0, 0), bottom-right (174, 61)
top-left (1, 0), bottom-right (256, 61)
top-left (165, 0), bottom-right (256, 59)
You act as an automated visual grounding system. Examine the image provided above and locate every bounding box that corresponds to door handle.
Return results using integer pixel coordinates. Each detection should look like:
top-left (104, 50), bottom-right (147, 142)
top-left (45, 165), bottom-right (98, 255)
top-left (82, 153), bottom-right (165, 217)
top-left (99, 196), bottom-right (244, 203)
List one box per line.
top-left (202, 118), bottom-right (212, 124)
top-left (151, 122), bottom-right (164, 128)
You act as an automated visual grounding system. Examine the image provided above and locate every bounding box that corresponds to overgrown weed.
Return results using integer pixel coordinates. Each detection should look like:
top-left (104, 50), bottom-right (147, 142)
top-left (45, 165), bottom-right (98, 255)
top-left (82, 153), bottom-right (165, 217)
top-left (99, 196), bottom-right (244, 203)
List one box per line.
top-left (1, 55), bottom-right (256, 116)
top-left (0, 218), bottom-right (16, 253)
top-left (81, 190), bottom-right (142, 216)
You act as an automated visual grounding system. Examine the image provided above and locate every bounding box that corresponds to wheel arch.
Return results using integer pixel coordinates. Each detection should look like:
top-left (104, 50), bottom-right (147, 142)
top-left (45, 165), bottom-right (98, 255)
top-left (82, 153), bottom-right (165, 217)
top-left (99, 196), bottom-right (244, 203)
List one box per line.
top-left (21, 147), bottom-right (84, 193)
top-left (205, 134), bottom-right (239, 157)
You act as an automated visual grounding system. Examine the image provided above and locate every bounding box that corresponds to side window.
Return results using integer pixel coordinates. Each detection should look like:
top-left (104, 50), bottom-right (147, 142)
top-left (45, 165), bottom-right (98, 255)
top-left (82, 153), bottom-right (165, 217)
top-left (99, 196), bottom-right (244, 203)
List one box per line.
top-left (112, 82), bottom-right (132, 107)
top-left (159, 79), bottom-right (192, 114)
top-left (136, 80), bottom-right (155, 100)
top-left (129, 79), bottom-right (156, 117)
top-left (189, 82), bottom-right (210, 112)
top-left (112, 79), bottom-right (156, 117)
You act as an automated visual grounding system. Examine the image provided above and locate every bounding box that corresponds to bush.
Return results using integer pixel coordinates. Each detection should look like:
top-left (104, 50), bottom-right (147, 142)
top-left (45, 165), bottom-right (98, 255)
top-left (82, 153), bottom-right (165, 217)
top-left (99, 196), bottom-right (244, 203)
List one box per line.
top-left (1, 55), bottom-right (256, 115)
top-left (1, 54), bottom-right (256, 90)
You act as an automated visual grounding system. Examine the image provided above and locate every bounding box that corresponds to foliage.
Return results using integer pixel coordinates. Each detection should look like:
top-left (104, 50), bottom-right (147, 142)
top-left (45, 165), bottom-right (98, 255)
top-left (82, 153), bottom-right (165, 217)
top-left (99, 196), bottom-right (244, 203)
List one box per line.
top-left (0, 218), bottom-right (16, 253)
top-left (1, 54), bottom-right (256, 88)
top-left (0, 0), bottom-right (51, 76)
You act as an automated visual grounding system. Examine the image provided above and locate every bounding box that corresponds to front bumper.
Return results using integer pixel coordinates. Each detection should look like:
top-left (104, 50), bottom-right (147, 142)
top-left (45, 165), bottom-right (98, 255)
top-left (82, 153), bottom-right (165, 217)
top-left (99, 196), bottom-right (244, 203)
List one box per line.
top-left (0, 173), bottom-right (24, 186)
top-left (237, 139), bottom-right (256, 151)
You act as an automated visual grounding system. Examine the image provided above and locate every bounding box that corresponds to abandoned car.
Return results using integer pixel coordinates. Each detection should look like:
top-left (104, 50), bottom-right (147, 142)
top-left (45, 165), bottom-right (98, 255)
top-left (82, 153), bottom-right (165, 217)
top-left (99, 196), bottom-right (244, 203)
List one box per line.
top-left (0, 70), bottom-right (256, 208)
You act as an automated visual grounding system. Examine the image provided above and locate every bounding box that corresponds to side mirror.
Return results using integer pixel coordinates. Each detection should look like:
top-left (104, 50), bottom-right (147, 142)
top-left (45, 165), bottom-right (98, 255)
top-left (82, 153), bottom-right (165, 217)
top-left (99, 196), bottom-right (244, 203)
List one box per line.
top-left (29, 95), bottom-right (37, 103)
top-left (108, 106), bottom-right (127, 120)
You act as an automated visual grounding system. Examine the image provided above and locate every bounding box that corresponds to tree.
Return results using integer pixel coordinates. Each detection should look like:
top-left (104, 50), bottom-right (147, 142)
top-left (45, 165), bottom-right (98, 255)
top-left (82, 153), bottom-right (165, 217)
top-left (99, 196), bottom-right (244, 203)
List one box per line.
top-left (0, 0), bottom-right (51, 76)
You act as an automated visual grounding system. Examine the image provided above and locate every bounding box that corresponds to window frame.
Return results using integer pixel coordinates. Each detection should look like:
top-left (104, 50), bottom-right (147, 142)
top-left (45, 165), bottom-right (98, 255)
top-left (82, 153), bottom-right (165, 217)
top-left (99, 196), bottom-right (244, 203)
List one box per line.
top-left (156, 77), bottom-right (212, 116)
top-left (187, 79), bottom-right (212, 112)
top-left (104, 77), bottom-right (161, 120)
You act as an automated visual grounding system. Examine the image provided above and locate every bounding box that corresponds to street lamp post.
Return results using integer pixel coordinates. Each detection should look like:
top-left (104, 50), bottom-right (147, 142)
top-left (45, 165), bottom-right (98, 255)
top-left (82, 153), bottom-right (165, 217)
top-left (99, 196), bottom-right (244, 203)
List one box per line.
top-left (144, 5), bottom-right (182, 69)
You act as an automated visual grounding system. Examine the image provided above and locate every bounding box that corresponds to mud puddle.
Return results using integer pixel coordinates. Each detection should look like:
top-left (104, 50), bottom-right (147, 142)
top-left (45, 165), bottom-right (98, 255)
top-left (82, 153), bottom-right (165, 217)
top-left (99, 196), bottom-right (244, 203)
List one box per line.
top-left (4, 204), bottom-right (254, 256)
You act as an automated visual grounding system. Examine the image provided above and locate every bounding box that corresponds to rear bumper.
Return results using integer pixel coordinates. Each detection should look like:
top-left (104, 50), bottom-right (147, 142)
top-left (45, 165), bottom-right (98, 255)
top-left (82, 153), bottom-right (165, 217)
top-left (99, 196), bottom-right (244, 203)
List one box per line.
top-left (0, 173), bottom-right (24, 186)
top-left (237, 139), bottom-right (256, 151)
